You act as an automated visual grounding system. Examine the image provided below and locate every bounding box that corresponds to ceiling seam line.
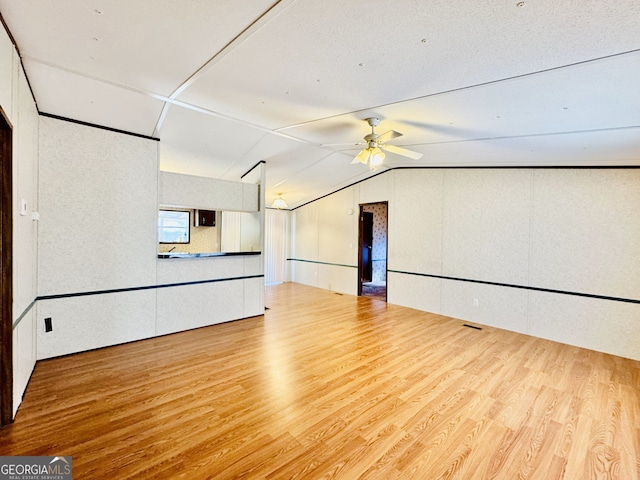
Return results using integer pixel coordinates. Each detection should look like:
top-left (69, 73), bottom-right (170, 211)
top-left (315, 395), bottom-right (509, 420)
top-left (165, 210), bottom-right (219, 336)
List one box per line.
top-left (153, 0), bottom-right (298, 135)
top-left (216, 133), bottom-right (272, 178)
top-left (21, 56), bottom-right (172, 102)
top-left (274, 47), bottom-right (640, 132)
top-left (167, 0), bottom-right (298, 101)
top-left (167, 98), bottom-right (313, 144)
top-left (399, 125), bottom-right (640, 148)
top-left (268, 150), bottom-right (353, 191)
top-left (21, 56), bottom-right (306, 142)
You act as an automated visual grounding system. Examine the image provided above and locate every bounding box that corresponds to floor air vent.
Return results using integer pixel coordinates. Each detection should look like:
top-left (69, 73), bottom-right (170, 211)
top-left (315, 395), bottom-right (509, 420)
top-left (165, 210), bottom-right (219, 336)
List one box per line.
top-left (463, 324), bottom-right (482, 330)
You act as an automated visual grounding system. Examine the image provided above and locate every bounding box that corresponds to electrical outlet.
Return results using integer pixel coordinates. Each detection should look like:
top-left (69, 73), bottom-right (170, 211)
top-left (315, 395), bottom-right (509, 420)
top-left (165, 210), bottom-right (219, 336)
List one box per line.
top-left (44, 317), bottom-right (52, 332)
top-left (473, 298), bottom-right (479, 307)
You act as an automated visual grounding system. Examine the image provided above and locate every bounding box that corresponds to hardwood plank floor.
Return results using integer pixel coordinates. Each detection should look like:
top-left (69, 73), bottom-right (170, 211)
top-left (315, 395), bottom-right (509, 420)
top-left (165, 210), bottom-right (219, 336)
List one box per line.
top-left (1, 282), bottom-right (638, 479)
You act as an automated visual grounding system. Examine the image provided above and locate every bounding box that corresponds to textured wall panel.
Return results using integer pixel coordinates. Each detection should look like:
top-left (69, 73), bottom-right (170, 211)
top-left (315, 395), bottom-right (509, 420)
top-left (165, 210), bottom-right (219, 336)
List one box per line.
top-left (159, 171), bottom-right (258, 212)
top-left (474, 169), bottom-right (532, 285)
top-left (243, 276), bottom-right (264, 318)
top-left (36, 291), bottom-right (157, 360)
top-left (318, 264), bottom-right (358, 295)
top-left (441, 169), bottom-right (531, 284)
top-left (38, 117), bottom-right (158, 295)
top-left (528, 291), bottom-right (640, 360)
top-left (292, 202), bottom-right (319, 261)
top-left (243, 253), bottom-right (263, 277)
top-left (317, 187), bottom-right (357, 267)
top-left (156, 256), bottom-right (244, 284)
top-left (359, 173), bottom-right (389, 205)
top-left (387, 271), bottom-right (442, 314)
top-left (530, 169), bottom-right (640, 299)
top-left (441, 169), bottom-right (487, 280)
top-left (440, 279), bottom-right (529, 335)
top-left (242, 183), bottom-right (259, 211)
top-left (390, 169), bottom-right (444, 274)
top-left (156, 280), bottom-right (244, 336)
top-left (291, 260), bottom-right (318, 287)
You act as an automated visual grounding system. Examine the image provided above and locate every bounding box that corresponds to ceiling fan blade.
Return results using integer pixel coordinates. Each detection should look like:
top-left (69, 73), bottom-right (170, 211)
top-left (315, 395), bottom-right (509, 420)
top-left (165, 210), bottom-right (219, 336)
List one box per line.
top-left (322, 142), bottom-right (364, 147)
top-left (381, 144), bottom-right (423, 160)
top-left (376, 130), bottom-right (403, 144)
top-left (351, 149), bottom-right (370, 164)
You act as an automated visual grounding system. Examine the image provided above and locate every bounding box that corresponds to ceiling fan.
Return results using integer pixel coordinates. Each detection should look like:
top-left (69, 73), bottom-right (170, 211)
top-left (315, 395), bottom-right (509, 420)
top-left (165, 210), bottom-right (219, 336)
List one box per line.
top-left (351, 117), bottom-right (423, 170)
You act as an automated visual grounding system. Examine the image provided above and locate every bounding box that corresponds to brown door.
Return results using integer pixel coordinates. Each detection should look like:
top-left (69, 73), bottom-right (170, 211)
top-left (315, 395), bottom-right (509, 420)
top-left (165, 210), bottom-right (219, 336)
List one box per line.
top-left (358, 210), bottom-right (373, 293)
top-left (0, 109), bottom-right (12, 426)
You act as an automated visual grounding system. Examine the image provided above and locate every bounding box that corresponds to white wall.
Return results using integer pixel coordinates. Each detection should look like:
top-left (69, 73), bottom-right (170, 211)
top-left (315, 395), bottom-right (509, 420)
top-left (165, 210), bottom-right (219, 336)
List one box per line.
top-left (291, 168), bottom-right (640, 360)
top-left (37, 117), bottom-right (159, 359)
top-left (291, 188), bottom-right (359, 293)
top-left (159, 171), bottom-right (258, 212)
top-left (36, 118), bottom-right (264, 360)
top-left (1, 25), bottom-right (40, 416)
top-left (156, 255), bottom-right (263, 335)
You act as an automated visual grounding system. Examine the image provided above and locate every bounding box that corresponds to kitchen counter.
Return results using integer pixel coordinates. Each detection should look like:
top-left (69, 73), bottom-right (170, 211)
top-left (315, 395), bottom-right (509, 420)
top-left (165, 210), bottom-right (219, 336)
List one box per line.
top-left (157, 251), bottom-right (261, 259)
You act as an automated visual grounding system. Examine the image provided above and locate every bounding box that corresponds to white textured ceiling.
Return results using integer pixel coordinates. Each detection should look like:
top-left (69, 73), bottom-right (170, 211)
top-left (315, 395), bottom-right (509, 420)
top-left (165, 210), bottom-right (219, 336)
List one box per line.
top-left (1, 0), bottom-right (638, 208)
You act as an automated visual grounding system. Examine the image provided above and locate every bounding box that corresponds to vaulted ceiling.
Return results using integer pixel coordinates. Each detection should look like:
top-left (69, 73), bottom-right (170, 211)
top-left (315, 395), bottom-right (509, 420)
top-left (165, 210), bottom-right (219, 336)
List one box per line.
top-left (1, 0), bottom-right (639, 208)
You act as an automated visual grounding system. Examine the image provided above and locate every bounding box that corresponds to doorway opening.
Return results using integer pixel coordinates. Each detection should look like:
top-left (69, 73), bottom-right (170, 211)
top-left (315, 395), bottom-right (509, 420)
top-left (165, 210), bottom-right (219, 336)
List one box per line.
top-left (358, 202), bottom-right (388, 302)
top-left (0, 108), bottom-right (12, 427)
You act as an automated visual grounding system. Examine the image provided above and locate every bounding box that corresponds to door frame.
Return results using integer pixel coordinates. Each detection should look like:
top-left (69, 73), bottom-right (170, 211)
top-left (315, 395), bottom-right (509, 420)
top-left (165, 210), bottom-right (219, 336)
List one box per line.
top-left (357, 201), bottom-right (388, 300)
top-left (0, 106), bottom-right (13, 427)
top-left (357, 208), bottom-right (373, 295)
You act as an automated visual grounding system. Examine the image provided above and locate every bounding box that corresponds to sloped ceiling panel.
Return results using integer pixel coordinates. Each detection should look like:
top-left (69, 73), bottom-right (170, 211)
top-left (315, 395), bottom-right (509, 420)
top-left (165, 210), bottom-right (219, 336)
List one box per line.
top-left (1, 0), bottom-right (278, 97)
top-left (273, 151), bottom-right (372, 207)
top-left (392, 129), bottom-right (640, 168)
top-left (177, 0), bottom-right (640, 130)
top-left (157, 104), bottom-right (268, 177)
top-left (25, 60), bottom-right (165, 137)
top-left (283, 49), bottom-right (640, 146)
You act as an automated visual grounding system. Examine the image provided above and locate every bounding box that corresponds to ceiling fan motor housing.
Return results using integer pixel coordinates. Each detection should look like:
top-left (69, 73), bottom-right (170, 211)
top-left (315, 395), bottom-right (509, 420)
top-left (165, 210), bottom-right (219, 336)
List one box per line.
top-left (364, 135), bottom-right (379, 147)
top-left (365, 117), bottom-right (381, 127)
top-left (364, 118), bottom-right (381, 146)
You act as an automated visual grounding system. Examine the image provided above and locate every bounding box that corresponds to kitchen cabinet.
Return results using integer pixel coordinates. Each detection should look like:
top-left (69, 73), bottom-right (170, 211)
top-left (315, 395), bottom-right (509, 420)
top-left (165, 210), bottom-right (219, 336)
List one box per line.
top-left (195, 210), bottom-right (215, 227)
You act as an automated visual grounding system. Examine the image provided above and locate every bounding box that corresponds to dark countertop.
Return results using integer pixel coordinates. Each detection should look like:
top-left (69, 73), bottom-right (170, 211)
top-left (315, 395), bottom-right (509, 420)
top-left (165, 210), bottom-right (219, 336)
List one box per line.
top-left (157, 251), bottom-right (261, 259)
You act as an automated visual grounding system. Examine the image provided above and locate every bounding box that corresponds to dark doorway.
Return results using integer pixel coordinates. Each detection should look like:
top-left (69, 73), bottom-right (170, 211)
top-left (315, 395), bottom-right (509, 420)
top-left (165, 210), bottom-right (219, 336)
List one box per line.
top-left (0, 108), bottom-right (12, 427)
top-left (359, 211), bottom-right (373, 285)
top-left (358, 202), bottom-right (388, 301)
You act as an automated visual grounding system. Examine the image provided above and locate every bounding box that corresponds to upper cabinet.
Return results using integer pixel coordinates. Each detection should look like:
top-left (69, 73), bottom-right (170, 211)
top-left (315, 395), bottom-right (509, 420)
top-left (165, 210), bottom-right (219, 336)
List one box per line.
top-left (195, 209), bottom-right (215, 227)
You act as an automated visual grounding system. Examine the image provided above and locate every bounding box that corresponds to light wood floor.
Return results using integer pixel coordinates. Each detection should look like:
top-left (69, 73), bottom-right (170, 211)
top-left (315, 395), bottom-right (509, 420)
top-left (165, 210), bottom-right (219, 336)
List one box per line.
top-left (1, 283), bottom-right (639, 479)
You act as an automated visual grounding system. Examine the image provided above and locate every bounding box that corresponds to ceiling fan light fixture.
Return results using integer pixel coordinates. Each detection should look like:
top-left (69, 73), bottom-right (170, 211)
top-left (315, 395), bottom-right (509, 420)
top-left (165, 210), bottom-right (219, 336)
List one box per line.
top-left (368, 147), bottom-right (385, 166)
top-left (350, 118), bottom-right (421, 170)
top-left (271, 193), bottom-right (288, 209)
